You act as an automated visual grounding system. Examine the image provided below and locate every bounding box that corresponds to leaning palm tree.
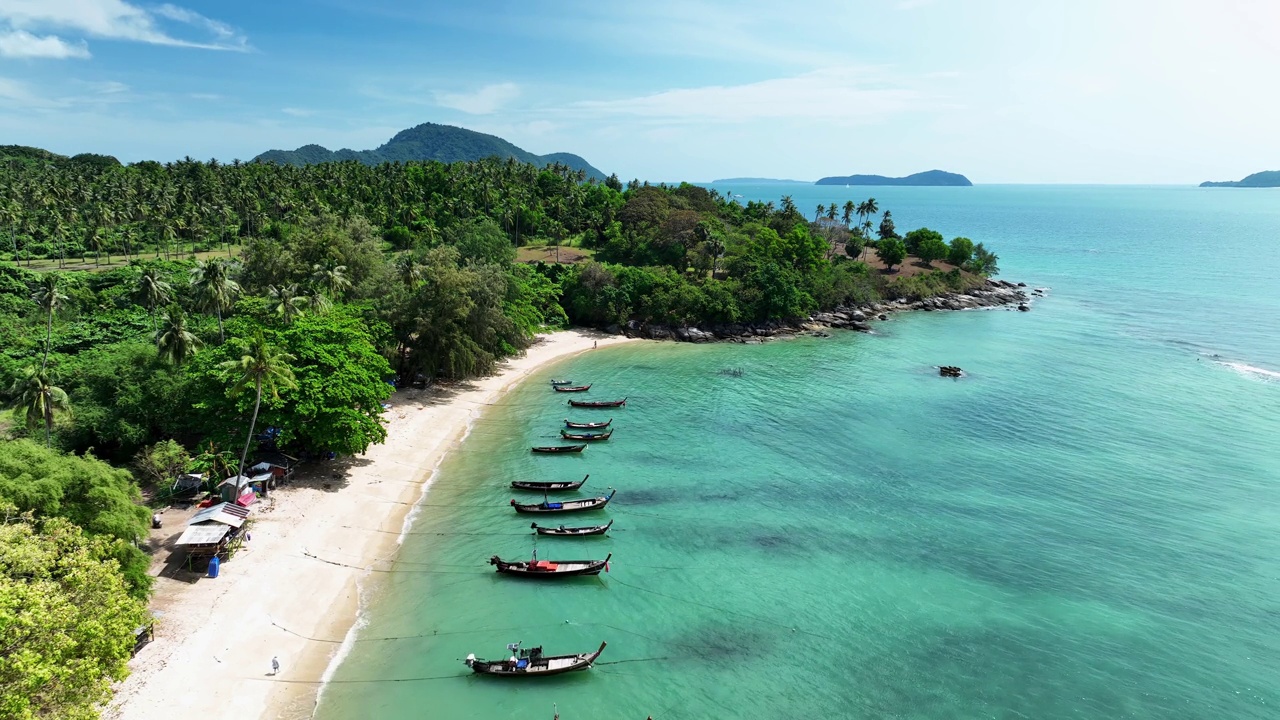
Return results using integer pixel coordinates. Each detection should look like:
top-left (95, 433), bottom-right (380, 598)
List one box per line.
top-left (268, 284), bottom-right (307, 325)
top-left (9, 365), bottom-right (71, 447)
top-left (221, 335), bottom-right (296, 488)
top-left (31, 273), bottom-right (67, 371)
top-left (842, 200), bottom-right (855, 229)
top-left (154, 305), bottom-right (200, 365)
top-left (135, 267), bottom-right (172, 332)
top-left (190, 259), bottom-right (241, 342)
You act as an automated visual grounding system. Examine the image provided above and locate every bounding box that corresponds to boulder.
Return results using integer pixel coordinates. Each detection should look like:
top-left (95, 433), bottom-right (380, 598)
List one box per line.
top-left (1018, 304), bottom-right (1030, 312)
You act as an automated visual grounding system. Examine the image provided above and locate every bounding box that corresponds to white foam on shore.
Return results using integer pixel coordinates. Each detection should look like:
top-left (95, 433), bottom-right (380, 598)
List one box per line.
top-left (1216, 360), bottom-right (1280, 383)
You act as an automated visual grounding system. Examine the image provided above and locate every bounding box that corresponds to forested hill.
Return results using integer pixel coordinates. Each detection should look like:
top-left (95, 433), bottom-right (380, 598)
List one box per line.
top-left (1199, 170), bottom-right (1280, 188)
top-left (816, 170), bottom-right (973, 186)
top-left (254, 122), bottom-right (607, 180)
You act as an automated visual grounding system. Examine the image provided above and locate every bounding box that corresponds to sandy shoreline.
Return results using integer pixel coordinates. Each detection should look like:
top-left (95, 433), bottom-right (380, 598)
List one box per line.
top-left (105, 330), bottom-right (636, 720)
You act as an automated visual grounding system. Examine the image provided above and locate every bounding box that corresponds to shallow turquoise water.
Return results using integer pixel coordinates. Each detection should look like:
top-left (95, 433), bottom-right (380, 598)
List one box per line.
top-left (318, 187), bottom-right (1280, 719)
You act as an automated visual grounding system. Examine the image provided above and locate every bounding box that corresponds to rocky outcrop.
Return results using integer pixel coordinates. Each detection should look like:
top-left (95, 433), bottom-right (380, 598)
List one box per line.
top-left (613, 279), bottom-right (1037, 343)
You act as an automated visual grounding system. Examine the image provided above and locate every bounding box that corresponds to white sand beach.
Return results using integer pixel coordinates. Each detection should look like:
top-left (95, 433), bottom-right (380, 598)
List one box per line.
top-left (105, 330), bottom-right (636, 720)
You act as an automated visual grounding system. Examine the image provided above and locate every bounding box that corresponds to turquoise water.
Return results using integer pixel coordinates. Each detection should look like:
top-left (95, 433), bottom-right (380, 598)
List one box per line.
top-left (317, 186), bottom-right (1280, 719)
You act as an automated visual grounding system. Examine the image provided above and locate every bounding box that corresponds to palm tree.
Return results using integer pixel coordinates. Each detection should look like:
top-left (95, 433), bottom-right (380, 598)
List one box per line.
top-left (135, 267), bottom-right (172, 332)
top-left (395, 254), bottom-right (422, 289)
top-left (190, 259), bottom-right (240, 342)
top-left (311, 260), bottom-right (351, 296)
top-left (155, 305), bottom-right (200, 365)
top-left (221, 335), bottom-right (296, 489)
top-left (31, 273), bottom-right (67, 371)
top-left (268, 284), bottom-right (307, 324)
top-left (825, 205), bottom-right (837, 222)
top-left (814, 203), bottom-right (825, 222)
top-left (9, 365), bottom-right (71, 447)
top-left (842, 201), bottom-right (855, 229)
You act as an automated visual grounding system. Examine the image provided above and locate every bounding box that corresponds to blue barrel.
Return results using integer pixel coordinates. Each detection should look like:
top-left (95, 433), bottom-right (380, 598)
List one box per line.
top-left (207, 556), bottom-right (220, 578)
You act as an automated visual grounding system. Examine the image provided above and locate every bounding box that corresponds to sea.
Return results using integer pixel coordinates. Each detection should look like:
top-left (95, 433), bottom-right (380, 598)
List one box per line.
top-left (315, 185), bottom-right (1280, 720)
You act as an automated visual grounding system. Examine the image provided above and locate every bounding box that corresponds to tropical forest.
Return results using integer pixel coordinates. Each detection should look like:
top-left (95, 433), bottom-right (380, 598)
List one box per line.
top-left (0, 145), bottom-right (998, 718)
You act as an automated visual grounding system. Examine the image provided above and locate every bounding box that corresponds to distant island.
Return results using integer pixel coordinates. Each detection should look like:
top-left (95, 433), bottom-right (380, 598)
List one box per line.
top-left (254, 122), bottom-right (606, 181)
top-left (815, 170), bottom-right (972, 187)
top-left (711, 177), bottom-right (812, 184)
top-left (1199, 171), bottom-right (1280, 188)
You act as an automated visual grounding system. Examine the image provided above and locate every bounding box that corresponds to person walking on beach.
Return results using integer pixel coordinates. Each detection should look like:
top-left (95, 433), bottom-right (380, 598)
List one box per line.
top-left (271, 656), bottom-right (280, 676)
top-left (593, 341), bottom-right (598, 349)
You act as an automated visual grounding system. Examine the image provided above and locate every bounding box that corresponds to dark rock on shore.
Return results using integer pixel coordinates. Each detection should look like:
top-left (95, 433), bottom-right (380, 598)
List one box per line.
top-left (617, 279), bottom-right (1035, 344)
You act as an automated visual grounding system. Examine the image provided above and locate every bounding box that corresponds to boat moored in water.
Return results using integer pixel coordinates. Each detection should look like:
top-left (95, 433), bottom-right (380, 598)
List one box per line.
top-left (511, 474), bottom-right (589, 491)
top-left (465, 641), bottom-right (607, 676)
top-left (511, 488), bottom-right (615, 513)
top-left (531, 444), bottom-right (587, 454)
top-left (531, 519), bottom-right (614, 536)
top-left (553, 384), bottom-right (592, 393)
top-left (560, 429), bottom-right (613, 441)
top-left (550, 379), bottom-right (574, 386)
top-left (488, 553), bottom-right (612, 578)
top-left (564, 418), bottom-right (612, 429)
top-left (568, 397), bottom-right (627, 408)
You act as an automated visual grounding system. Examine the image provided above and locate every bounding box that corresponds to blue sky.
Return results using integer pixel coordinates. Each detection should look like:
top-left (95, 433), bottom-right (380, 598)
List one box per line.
top-left (0, 0), bottom-right (1276, 183)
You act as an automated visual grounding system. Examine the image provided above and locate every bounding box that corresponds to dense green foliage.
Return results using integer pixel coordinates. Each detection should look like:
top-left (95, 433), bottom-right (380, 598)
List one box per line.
top-left (0, 504), bottom-right (148, 720)
top-left (0, 442), bottom-right (150, 594)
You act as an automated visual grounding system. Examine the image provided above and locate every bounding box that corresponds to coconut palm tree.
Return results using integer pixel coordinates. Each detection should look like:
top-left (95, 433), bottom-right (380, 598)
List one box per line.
top-left (311, 261), bottom-right (351, 297)
top-left (9, 365), bottom-right (71, 447)
top-left (395, 254), bottom-right (422, 289)
top-left (842, 200), bottom-right (855, 229)
top-left (135, 267), bottom-right (172, 332)
top-left (190, 259), bottom-right (240, 342)
top-left (31, 273), bottom-right (67, 371)
top-left (221, 335), bottom-right (296, 488)
top-left (814, 203), bottom-right (825, 222)
top-left (155, 305), bottom-right (200, 365)
top-left (268, 284), bottom-right (307, 325)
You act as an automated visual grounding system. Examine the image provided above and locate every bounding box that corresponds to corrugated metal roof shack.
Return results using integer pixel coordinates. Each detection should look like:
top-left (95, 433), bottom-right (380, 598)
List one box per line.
top-left (174, 502), bottom-right (251, 569)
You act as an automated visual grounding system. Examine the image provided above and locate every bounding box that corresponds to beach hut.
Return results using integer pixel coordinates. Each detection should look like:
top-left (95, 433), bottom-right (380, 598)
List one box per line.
top-left (218, 474), bottom-right (266, 505)
top-left (169, 473), bottom-right (207, 504)
top-left (175, 502), bottom-right (251, 567)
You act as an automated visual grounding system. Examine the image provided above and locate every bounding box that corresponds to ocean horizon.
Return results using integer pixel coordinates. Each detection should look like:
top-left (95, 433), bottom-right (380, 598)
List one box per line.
top-left (316, 184), bottom-right (1279, 719)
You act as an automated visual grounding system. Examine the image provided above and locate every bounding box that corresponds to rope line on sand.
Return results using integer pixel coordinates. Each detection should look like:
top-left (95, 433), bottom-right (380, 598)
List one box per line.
top-left (300, 551), bottom-right (479, 575)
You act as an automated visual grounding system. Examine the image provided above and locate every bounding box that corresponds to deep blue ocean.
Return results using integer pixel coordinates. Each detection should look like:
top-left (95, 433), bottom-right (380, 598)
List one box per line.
top-left (317, 185), bottom-right (1280, 720)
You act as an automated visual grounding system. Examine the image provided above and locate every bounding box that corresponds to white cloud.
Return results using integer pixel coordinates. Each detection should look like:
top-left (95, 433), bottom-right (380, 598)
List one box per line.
top-left (573, 68), bottom-right (925, 123)
top-left (0, 29), bottom-right (89, 58)
top-left (435, 82), bottom-right (520, 114)
top-left (0, 76), bottom-right (67, 108)
top-left (0, 0), bottom-right (248, 52)
top-left (281, 107), bottom-right (315, 117)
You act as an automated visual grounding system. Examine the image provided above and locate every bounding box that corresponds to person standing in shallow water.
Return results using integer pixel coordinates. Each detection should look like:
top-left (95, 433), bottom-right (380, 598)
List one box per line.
top-left (593, 341), bottom-right (597, 349)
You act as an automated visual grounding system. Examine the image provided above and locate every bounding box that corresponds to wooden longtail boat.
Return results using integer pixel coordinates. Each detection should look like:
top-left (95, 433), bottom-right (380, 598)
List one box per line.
top-left (550, 379), bottom-right (574, 386)
top-left (564, 418), bottom-right (612, 430)
top-left (531, 519), bottom-right (614, 536)
top-left (511, 475), bottom-right (588, 492)
top-left (510, 488), bottom-right (615, 513)
top-left (568, 397), bottom-right (627, 409)
top-left (531, 444), bottom-right (587, 454)
top-left (560, 429), bottom-right (613, 441)
top-left (552, 384), bottom-right (592, 393)
top-left (488, 553), bottom-right (612, 578)
top-left (465, 641), bottom-right (606, 677)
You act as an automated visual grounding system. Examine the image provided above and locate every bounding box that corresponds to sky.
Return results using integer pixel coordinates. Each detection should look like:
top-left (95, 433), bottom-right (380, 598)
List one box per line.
top-left (0, 0), bottom-right (1277, 183)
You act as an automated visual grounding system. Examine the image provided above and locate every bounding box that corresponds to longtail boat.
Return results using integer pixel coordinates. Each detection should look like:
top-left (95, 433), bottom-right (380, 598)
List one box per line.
top-left (550, 379), bottom-right (574, 386)
top-left (510, 488), bottom-right (615, 513)
top-left (552, 384), bottom-right (592, 393)
top-left (511, 475), bottom-right (589, 492)
top-left (531, 444), bottom-right (586, 454)
top-left (568, 397), bottom-right (627, 409)
top-left (488, 553), bottom-right (612, 578)
top-left (560, 429), bottom-right (613, 442)
top-left (531, 519), bottom-right (614, 536)
top-left (564, 418), bottom-right (612, 430)
top-left (465, 641), bottom-right (606, 676)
